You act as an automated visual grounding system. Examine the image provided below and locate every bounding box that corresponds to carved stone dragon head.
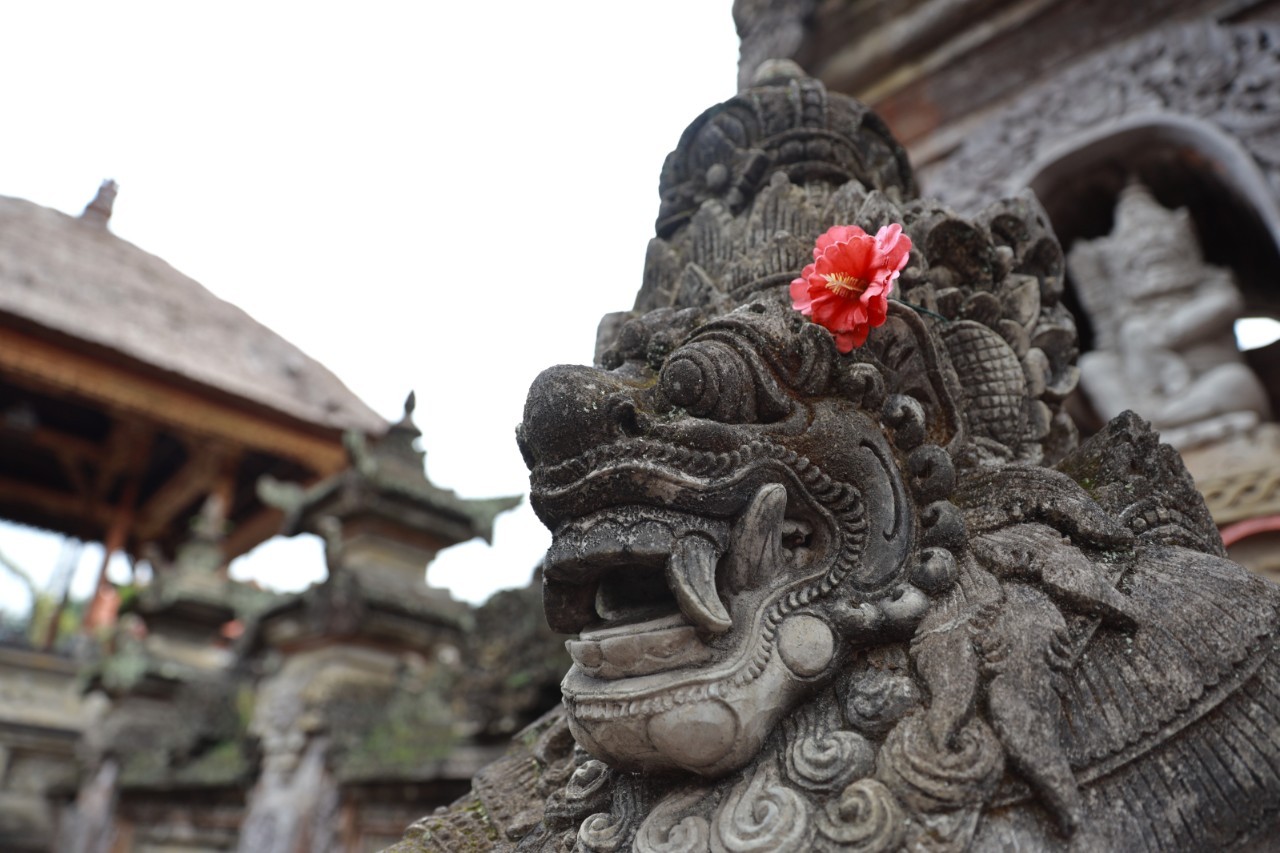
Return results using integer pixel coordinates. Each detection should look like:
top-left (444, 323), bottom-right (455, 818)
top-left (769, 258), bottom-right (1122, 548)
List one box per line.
top-left (399, 63), bottom-right (1280, 853)
top-left (517, 61), bottom-right (1081, 782)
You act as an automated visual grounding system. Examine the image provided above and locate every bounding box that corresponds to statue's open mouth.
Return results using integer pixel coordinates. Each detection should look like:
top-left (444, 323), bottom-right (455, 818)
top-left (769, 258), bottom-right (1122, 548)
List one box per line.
top-left (543, 483), bottom-right (814, 681)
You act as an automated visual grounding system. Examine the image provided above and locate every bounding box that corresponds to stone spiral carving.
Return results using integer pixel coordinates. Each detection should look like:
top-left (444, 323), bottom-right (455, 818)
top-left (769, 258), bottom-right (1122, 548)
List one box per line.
top-left (565, 760), bottom-right (612, 804)
top-left (575, 811), bottom-right (628, 852)
top-left (711, 764), bottom-right (812, 853)
top-left (781, 703), bottom-right (874, 793)
top-left (634, 789), bottom-right (714, 853)
top-left (814, 778), bottom-right (906, 852)
top-left (878, 713), bottom-right (1004, 814)
top-left (841, 652), bottom-right (920, 737)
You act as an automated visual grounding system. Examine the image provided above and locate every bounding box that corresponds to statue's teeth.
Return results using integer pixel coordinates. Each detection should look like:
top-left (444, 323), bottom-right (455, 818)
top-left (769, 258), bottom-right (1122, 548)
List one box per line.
top-left (666, 534), bottom-right (731, 634)
top-left (725, 483), bottom-right (787, 593)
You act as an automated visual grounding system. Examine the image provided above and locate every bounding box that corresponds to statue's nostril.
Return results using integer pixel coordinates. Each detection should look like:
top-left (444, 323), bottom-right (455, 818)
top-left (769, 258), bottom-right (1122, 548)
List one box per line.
top-left (522, 364), bottom-right (652, 468)
top-left (608, 396), bottom-right (643, 437)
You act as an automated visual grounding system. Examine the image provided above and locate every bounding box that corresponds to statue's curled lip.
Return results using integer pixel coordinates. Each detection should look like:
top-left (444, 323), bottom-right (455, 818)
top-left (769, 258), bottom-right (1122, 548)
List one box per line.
top-left (545, 476), bottom-right (824, 689)
top-left (544, 505), bottom-right (734, 638)
top-left (567, 616), bottom-right (714, 680)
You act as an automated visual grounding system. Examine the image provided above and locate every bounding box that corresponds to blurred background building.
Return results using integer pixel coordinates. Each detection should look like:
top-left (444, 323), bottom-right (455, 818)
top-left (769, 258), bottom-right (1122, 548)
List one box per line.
top-left (0, 191), bottom-right (565, 851)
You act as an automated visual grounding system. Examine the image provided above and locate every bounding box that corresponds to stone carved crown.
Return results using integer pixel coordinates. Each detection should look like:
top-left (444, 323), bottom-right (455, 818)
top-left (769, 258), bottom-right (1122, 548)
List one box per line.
top-left (394, 64), bottom-right (1280, 853)
top-left (614, 61), bottom-right (1081, 472)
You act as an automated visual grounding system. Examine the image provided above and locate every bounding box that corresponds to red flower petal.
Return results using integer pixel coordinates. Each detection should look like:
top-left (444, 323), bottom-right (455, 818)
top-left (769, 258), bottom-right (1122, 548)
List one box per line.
top-left (790, 276), bottom-right (814, 313)
top-left (791, 222), bottom-right (913, 351)
top-left (815, 224), bottom-right (867, 256)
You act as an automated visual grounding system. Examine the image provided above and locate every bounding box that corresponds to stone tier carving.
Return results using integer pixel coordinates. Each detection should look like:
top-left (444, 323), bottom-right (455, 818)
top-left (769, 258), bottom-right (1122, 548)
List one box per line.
top-left (391, 64), bottom-right (1280, 852)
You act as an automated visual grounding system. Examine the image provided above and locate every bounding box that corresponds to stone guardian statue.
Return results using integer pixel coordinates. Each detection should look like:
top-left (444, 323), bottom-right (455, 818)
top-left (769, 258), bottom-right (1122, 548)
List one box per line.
top-left (389, 63), bottom-right (1280, 852)
top-left (1068, 181), bottom-right (1271, 449)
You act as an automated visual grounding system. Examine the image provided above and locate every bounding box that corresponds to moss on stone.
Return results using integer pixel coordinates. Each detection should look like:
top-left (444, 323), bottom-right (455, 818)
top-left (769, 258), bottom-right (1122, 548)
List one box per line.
top-left (382, 796), bottom-right (501, 852)
top-left (330, 671), bottom-right (463, 782)
top-left (172, 739), bottom-right (251, 786)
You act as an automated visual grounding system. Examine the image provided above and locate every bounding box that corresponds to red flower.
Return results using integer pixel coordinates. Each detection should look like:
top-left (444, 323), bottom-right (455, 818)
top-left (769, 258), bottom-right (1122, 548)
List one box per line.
top-left (790, 223), bottom-right (912, 352)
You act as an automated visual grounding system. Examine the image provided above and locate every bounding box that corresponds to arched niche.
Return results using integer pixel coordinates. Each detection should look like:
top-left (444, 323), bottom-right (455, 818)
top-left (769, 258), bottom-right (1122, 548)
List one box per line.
top-left (1023, 115), bottom-right (1280, 430)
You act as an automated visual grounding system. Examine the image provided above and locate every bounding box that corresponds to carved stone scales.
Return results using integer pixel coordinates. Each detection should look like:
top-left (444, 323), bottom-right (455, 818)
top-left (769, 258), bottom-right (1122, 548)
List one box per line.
top-left (391, 63), bottom-right (1280, 852)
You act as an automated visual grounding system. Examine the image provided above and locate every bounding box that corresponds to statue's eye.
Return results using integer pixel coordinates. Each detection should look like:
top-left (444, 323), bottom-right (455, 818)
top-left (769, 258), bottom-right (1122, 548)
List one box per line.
top-left (659, 338), bottom-right (790, 424)
top-left (660, 343), bottom-right (732, 417)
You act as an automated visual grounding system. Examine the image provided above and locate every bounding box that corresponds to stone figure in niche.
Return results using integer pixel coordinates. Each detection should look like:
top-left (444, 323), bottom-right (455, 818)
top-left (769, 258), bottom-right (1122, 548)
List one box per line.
top-left (1068, 182), bottom-right (1271, 449)
top-left (390, 63), bottom-right (1280, 852)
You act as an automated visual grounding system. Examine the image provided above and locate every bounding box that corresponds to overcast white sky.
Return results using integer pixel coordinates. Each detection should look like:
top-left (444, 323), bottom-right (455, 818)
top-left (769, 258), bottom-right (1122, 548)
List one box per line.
top-left (0, 2), bottom-right (743, 614)
top-left (4, 5), bottom-right (1279, 620)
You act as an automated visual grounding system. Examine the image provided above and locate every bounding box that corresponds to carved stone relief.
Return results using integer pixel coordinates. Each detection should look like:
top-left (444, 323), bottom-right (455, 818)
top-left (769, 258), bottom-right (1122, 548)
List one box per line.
top-left (1067, 181), bottom-right (1271, 448)
top-left (925, 21), bottom-right (1280, 217)
top-left (915, 18), bottom-right (1280, 573)
top-left (390, 63), bottom-right (1280, 852)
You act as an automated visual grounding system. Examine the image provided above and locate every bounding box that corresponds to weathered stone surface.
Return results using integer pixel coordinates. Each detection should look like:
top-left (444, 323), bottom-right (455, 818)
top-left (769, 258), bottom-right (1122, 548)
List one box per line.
top-left (395, 65), bottom-right (1280, 851)
top-left (0, 645), bottom-right (93, 852)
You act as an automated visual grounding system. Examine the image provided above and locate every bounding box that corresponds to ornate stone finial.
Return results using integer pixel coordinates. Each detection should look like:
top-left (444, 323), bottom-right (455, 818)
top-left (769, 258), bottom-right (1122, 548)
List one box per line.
top-left (80, 179), bottom-right (118, 227)
top-left (1068, 182), bottom-right (1270, 448)
top-left (261, 391), bottom-right (518, 570)
top-left (367, 390), bottom-right (428, 481)
top-left (400, 67), bottom-right (1280, 853)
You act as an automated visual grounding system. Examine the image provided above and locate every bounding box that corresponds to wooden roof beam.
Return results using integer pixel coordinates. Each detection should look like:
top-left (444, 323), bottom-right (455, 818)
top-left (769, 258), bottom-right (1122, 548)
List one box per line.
top-left (0, 477), bottom-right (113, 531)
top-left (93, 420), bottom-right (155, 500)
top-left (134, 443), bottom-right (237, 543)
top-left (0, 325), bottom-right (349, 474)
top-left (1, 423), bottom-right (106, 465)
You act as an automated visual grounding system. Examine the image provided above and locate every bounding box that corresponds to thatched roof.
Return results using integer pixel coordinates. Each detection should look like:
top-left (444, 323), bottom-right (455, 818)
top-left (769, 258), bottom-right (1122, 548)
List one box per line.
top-left (0, 194), bottom-right (384, 434)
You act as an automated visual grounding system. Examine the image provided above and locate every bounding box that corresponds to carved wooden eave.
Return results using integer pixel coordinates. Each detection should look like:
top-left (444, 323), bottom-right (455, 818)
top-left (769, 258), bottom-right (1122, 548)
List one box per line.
top-left (916, 19), bottom-right (1280, 212)
top-left (0, 193), bottom-right (387, 561)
